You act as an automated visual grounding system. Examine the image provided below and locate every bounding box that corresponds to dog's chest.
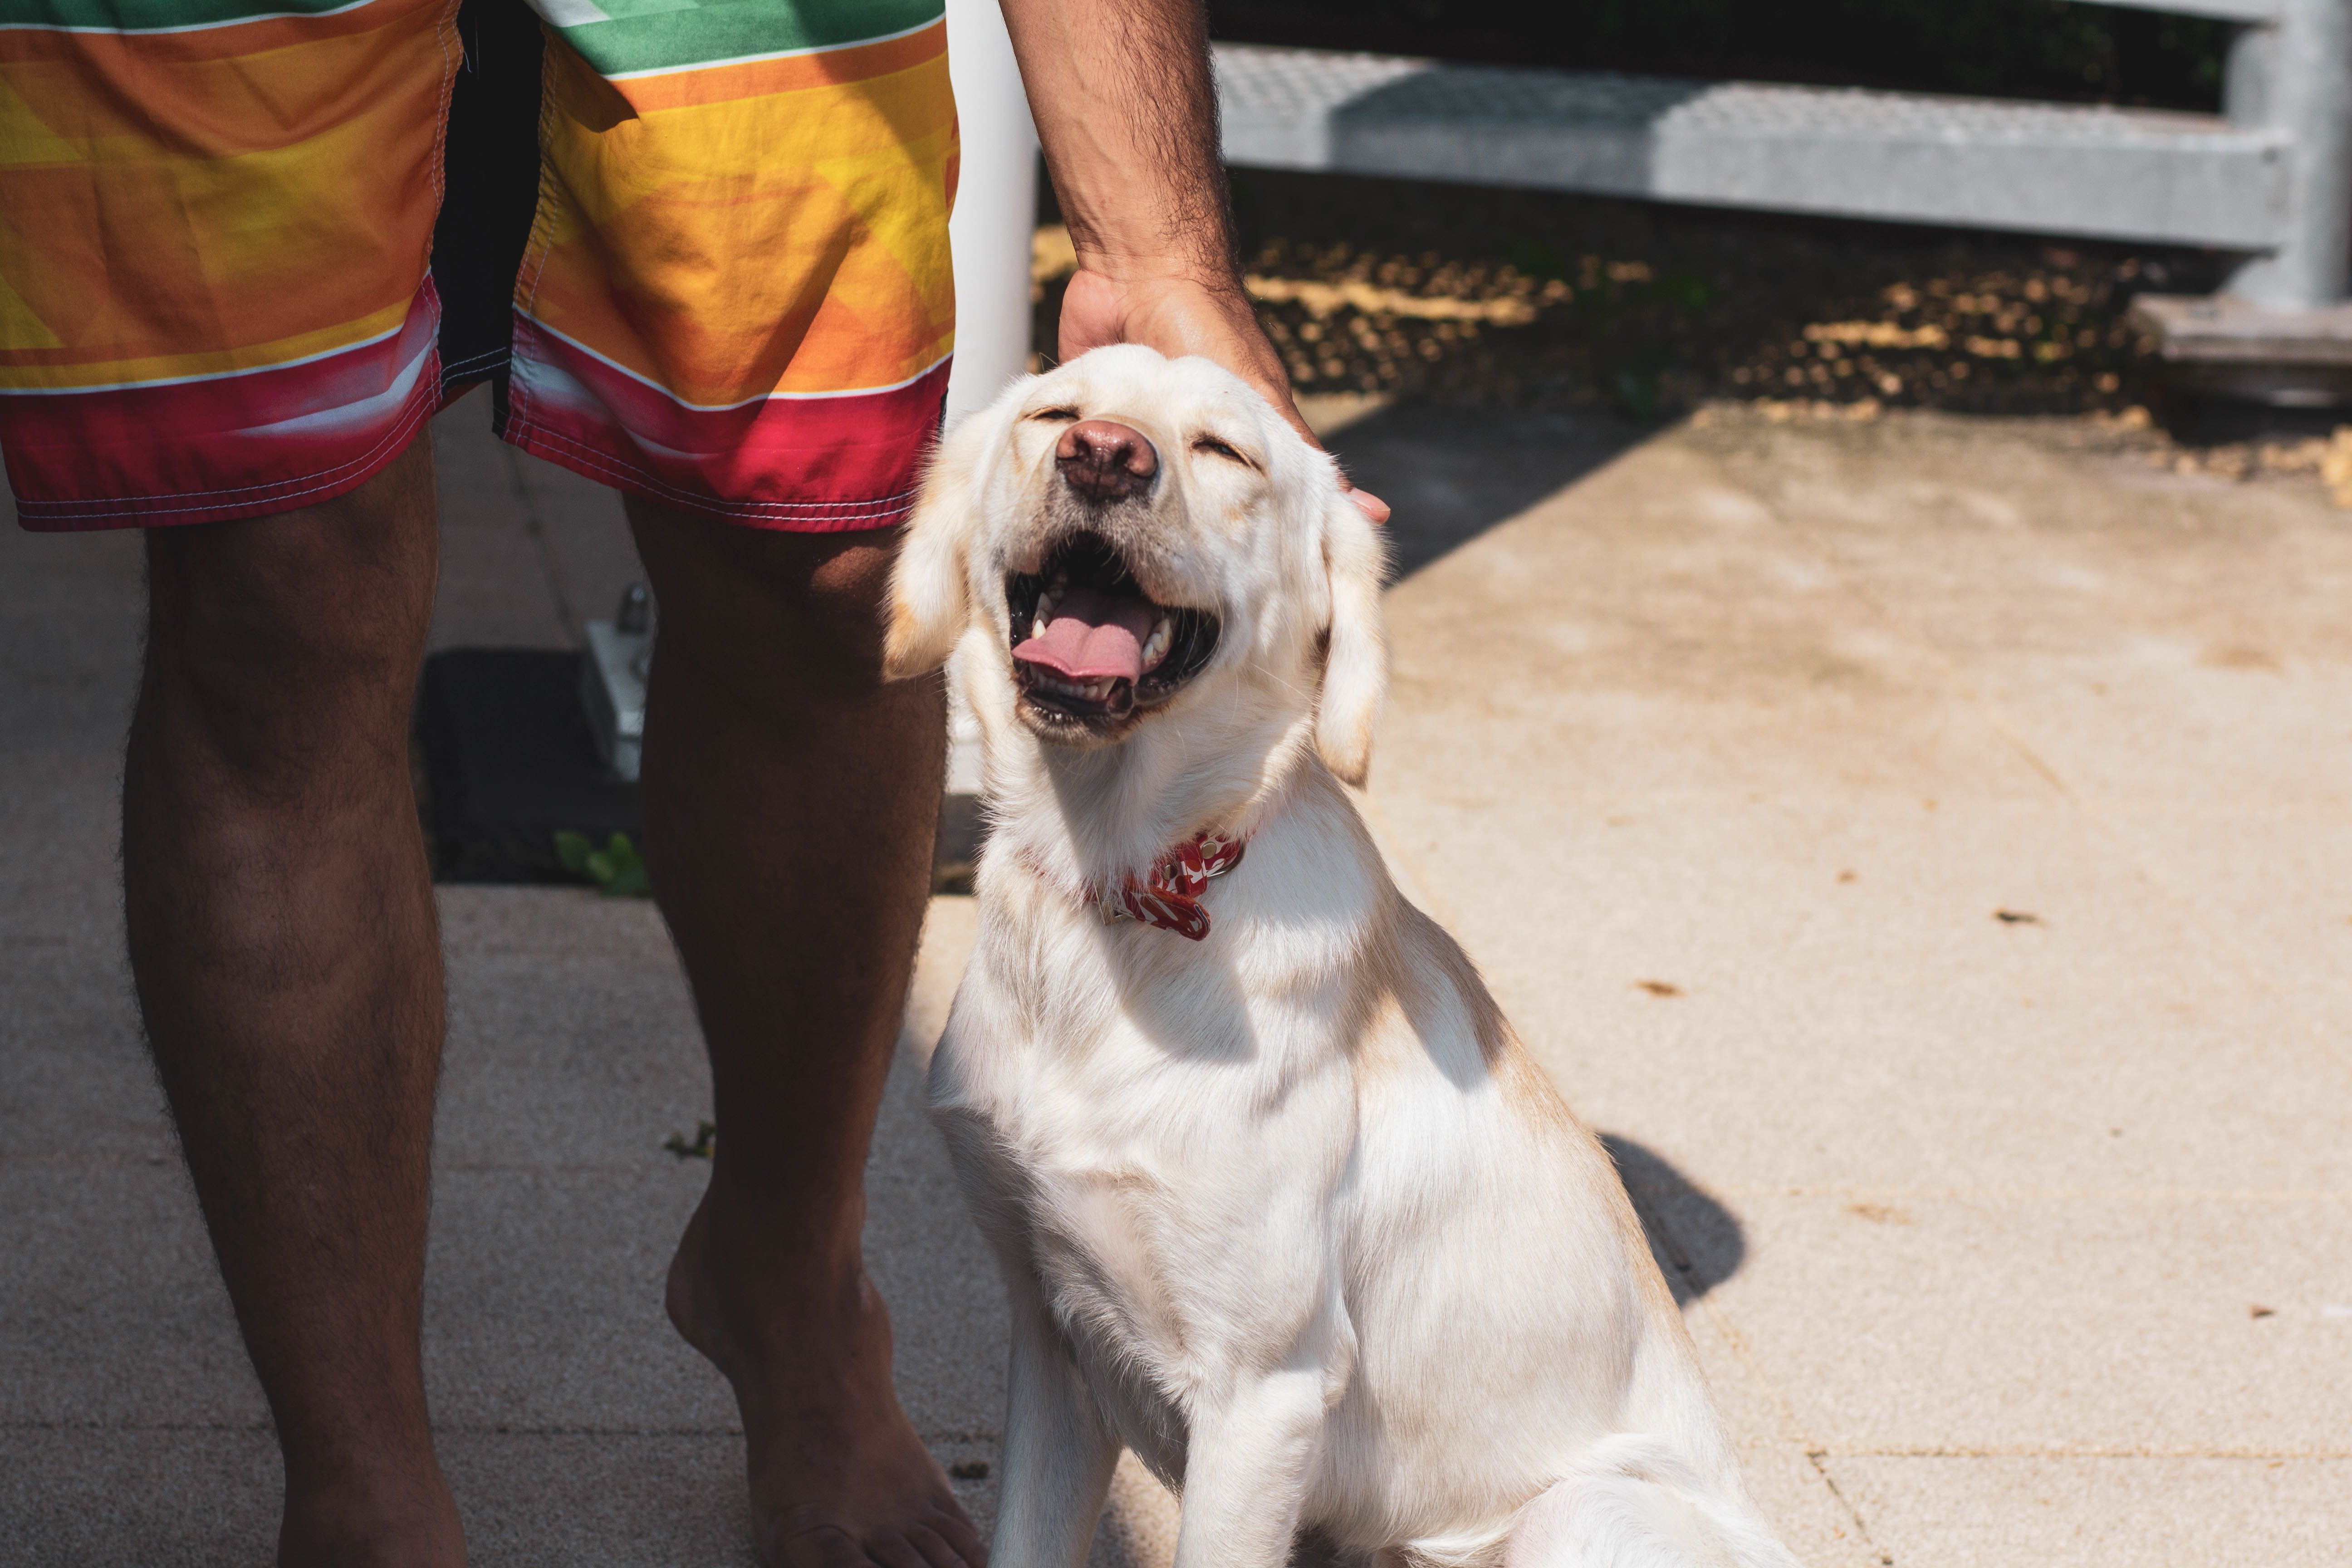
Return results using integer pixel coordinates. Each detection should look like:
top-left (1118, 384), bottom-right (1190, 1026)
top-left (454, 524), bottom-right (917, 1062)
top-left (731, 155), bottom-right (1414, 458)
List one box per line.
top-left (991, 1081), bottom-right (1233, 1368)
top-left (942, 1010), bottom-right (1353, 1429)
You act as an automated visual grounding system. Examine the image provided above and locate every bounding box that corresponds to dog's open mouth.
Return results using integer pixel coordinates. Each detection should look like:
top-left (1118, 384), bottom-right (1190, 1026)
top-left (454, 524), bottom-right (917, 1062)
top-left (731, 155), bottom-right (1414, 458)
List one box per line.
top-left (1006, 533), bottom-right (1218, 726)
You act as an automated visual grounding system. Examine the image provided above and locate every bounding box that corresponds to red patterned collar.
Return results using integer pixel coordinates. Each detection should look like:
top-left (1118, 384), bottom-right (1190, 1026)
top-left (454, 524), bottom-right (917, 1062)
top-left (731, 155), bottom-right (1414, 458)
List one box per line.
top-left (1025, 829), bottom-right (1249, 941)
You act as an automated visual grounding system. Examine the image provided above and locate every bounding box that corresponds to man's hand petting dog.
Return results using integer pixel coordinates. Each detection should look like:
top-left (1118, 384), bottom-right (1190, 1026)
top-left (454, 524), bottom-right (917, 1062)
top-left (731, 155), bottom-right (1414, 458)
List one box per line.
top-left (883, 346), bottom-right (1800, 1568)
top-left (1055, 268), bottom-right (1393, 525)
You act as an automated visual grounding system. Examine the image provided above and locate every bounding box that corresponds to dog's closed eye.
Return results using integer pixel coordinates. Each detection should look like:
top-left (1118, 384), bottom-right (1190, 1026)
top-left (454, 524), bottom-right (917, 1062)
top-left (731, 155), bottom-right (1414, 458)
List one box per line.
top-left (1191, 433), bottom-right (1254, 468)
top-left (1029, 406), bottom-right (1080, 423)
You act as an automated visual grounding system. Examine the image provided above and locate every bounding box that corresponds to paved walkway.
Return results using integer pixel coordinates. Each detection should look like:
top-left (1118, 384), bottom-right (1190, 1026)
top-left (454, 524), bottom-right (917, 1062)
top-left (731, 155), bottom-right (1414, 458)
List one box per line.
top-left (2, 400), bottom-right (2346, 1565)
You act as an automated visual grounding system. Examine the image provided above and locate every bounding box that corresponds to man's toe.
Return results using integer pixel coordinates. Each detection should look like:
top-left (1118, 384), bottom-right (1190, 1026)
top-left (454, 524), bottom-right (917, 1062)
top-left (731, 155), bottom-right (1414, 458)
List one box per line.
top-left (906, 1519), bottom-right (979, 1568)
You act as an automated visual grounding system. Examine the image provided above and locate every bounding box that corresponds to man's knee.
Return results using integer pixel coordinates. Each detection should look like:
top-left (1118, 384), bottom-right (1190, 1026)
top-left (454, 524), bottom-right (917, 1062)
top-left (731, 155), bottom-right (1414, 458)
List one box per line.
top-left (628, 503), bottom-right (908, 696)
top-left (141, 448), bottom-right (439, 759)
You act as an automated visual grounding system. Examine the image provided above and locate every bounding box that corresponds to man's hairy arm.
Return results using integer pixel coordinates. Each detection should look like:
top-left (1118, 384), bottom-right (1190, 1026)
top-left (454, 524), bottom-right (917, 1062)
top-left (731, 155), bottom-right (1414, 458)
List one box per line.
top-left (995, 0), bottom-right (1389, 521)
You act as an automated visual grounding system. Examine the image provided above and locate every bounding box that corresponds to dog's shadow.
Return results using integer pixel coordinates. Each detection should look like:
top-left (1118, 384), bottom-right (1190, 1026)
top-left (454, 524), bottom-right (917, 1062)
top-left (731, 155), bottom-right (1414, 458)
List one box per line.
top-left (1599, 1134), bottom-right (1745, 1306)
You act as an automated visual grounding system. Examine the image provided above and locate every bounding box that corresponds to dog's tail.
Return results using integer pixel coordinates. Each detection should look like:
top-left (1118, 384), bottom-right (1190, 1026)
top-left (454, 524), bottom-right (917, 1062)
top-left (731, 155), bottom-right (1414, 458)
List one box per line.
top-left (1503, 1436), bottom-right (1802, 1568)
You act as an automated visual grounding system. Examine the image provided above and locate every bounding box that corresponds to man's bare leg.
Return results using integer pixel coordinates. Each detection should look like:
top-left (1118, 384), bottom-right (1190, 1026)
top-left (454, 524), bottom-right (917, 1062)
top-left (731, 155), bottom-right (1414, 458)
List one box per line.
top-left (627, 502), bottom-right (984, 1568)
top-left (122, 437), bottom-right (461, 1568)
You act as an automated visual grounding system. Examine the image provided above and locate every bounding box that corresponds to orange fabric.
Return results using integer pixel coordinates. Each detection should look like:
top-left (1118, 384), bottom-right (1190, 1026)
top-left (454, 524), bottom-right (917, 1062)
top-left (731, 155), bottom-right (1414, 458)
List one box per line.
top-left (523, 30), bottom-right (955, 408)
top-left (0, 0), bottom-right (453, 389)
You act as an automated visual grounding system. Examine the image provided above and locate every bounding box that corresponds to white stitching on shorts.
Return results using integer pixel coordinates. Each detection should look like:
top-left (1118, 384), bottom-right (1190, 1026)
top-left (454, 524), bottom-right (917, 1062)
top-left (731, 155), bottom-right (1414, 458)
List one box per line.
top-left (14, 377), bottom-right (438, 524)
top-left (504, 420), bottom-right (917, 525)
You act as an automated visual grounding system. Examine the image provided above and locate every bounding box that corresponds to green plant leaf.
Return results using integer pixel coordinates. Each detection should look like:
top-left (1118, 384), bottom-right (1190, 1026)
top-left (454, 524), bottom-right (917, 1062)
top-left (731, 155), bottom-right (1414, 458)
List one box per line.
top-left (663, 1119), bottom-right (717, 1160)
top-left (555, 829), bottom-right (652, 895)
top-left (554, 830), bottom-right (594, 875)
top-left (596, 833), bottom-right (651, 898)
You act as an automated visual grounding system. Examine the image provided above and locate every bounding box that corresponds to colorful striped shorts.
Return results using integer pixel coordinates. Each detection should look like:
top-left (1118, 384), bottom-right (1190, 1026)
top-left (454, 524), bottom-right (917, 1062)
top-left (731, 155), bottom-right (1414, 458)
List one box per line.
top-left (0, 0), bottom-right (958, 531)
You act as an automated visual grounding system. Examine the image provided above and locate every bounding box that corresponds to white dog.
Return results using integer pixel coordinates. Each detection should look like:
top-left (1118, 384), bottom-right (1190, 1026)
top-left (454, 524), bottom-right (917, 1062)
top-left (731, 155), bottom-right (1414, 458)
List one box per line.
top-left (883, 345), bottom-right (1798, 1568)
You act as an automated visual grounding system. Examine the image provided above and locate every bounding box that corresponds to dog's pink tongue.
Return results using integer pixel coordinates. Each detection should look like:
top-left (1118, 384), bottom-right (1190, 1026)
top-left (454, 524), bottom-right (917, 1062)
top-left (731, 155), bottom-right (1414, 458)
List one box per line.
top-left (1014, 587), bottom-right (1157, 681)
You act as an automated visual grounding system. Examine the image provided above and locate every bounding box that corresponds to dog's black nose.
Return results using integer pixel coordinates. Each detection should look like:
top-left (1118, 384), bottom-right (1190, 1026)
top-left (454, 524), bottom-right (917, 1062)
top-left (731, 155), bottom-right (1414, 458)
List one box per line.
top-left (1056, 419), bottom-right (1158, 503)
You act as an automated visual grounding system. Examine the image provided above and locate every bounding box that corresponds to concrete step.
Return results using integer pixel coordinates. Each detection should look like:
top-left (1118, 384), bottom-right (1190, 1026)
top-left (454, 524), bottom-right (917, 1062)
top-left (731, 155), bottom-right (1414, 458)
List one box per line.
top-left (2127, 291), bottom-right (2352, 402)
top-left (1212, 43), bottom-right (2290, 250)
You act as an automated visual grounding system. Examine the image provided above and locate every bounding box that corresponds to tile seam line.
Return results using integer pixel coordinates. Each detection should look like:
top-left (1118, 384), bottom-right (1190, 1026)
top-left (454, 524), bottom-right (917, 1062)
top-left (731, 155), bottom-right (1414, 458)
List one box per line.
top-left (1701, 427), bottom-right (2350, 1051)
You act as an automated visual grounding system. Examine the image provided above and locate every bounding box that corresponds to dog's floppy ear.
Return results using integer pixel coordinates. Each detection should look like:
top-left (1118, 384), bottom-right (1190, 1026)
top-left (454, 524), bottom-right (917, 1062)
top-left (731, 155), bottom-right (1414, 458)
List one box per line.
top-left (882, 406), bottom-right (1000, 681)
top-left (1313, 486), bottom-right (1390, 787)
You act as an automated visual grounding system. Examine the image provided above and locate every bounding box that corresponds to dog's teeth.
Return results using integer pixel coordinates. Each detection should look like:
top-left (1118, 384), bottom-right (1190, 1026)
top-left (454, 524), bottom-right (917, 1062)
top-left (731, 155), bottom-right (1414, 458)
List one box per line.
top-left (1140, 616), bottom-right (1172, 671)
top-left (1031, 590), bottom-right (1058, 640)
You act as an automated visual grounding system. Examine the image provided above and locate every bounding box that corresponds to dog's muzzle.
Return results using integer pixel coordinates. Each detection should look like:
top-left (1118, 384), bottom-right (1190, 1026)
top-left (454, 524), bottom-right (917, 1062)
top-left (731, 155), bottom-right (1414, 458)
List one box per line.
top-left (1006, 531), bottom-right (1218, 730)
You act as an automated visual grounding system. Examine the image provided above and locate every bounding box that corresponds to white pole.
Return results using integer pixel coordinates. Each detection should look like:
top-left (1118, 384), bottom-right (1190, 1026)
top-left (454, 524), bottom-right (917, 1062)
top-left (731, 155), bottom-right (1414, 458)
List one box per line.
top-left (943, 0), bottom-right (1041, 429)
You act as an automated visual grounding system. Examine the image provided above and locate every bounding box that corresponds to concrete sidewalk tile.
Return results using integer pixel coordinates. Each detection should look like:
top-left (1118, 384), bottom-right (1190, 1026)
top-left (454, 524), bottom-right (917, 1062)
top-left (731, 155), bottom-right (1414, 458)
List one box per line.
top-left (0, 528), bottom-right (142, 746)
top-left (863, 1094), bottom-right (1007, 1445)
top-left (1375, 441), bottom-right (2061, 807)
top-left (2082, 805), bottom-right (2352, 1034)
top-left (0, 1427), bottom-right (279, 1568)
top-left (1818, 1454), bottom-right (2352, 1568)
top-left (1381, 794), bottom-right (2352, 1194)
top-left (432, 904), bottom-right (710, 1170)
top-left (1687, 417), bottom-right (2352, 814)
top-left (0, 951), bottom-right (169, 1164)
top-left (877, 893), bottom-right (1009, 1443)
top-left (0, 1164), bottom-right (264, 1428)
top-left (438, 1431), bottom-right (756, 1567)
top-left (1701, 1194), bottom-right (2352, 1456)
top-left (420, 1166), bottom-right (728, 1432)
top-left (1970, 651), bottom-right (2352, 815)
top-left (1734, 1440), bottom-right (1886, 1568)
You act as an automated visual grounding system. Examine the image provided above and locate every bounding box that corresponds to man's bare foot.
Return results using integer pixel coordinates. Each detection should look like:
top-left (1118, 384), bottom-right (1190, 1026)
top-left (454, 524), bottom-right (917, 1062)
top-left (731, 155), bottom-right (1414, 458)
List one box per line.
top-left (277, 1465), bottom-right (466, 1568)
top-left (667, 1189), bottom-right (987, 1568)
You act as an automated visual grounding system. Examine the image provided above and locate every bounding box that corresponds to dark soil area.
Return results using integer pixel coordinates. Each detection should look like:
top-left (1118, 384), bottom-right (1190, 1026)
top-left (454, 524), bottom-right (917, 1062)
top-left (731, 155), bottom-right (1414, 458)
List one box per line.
top-left (1035, 170), bottom-right (2238, 421)
top-left (1234, 172), bottom-right (2233, 418)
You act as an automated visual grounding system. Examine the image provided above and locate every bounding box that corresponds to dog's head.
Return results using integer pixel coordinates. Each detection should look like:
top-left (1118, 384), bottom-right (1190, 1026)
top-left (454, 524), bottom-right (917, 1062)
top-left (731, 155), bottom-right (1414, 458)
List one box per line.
top-left (884, 344), bottom-right (1388, 785)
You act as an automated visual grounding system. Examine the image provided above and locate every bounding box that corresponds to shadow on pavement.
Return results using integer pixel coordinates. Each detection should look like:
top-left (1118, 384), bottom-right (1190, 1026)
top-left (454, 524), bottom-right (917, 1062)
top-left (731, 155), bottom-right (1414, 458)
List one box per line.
top-left (1602, 1133), bottom-right (1746, 1306)
top-left (1318, 404), bottom-right (1649, 582)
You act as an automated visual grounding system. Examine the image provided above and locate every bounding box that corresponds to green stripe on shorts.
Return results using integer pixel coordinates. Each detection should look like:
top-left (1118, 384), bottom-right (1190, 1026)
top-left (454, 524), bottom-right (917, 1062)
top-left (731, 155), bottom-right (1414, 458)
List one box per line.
top-left (534, 0), bottom-right (942, 76)
top-left (0, 0), bottom-right (362, 33)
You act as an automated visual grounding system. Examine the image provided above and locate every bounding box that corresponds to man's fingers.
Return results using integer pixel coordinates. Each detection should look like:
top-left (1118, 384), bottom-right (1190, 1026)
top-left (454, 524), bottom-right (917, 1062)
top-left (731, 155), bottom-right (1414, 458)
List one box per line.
top-left (1058, 268), bottom-right (1393, 524)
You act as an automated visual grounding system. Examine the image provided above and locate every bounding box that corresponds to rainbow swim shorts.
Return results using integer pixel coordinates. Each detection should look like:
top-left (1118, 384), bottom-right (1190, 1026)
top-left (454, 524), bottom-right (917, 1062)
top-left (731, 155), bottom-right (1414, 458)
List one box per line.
top-left (0, 0), bottom-right (958, 530)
